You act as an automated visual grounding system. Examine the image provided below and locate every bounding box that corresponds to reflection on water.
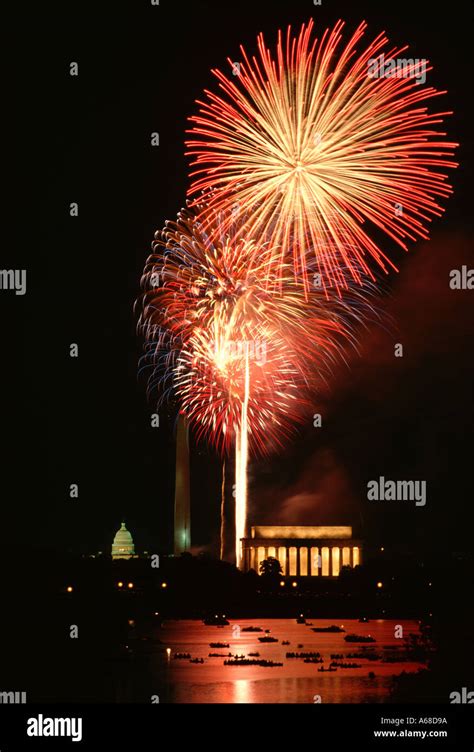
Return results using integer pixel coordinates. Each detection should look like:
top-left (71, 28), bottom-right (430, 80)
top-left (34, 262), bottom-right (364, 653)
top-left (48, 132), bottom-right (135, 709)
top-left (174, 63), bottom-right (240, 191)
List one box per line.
top-left (151, 618), bottom-right (425, 704)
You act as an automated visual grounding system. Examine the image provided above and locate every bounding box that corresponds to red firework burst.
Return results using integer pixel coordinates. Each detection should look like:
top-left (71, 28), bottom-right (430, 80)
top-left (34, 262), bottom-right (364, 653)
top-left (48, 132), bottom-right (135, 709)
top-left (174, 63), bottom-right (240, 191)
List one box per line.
top-left (138, 202), bottom-right (375, 456)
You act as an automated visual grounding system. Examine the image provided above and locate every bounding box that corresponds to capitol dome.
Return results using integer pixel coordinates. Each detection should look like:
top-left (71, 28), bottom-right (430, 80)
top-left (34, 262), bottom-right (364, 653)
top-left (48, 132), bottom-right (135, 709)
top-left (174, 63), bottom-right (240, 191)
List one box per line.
top-left (112, 521), bottom-right (136, 560)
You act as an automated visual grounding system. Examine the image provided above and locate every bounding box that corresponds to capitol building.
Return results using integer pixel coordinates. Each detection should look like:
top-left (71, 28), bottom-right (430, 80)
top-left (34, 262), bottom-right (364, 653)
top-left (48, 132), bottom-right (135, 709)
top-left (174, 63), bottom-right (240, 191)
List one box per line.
top-left (111, 521), bottom-right (137, 560)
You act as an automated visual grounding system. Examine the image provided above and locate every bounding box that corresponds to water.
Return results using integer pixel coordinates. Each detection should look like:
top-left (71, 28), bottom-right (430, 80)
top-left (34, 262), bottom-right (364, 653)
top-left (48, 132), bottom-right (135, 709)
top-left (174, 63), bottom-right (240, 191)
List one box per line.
top-left (152, 618), bottom-right (425, 703)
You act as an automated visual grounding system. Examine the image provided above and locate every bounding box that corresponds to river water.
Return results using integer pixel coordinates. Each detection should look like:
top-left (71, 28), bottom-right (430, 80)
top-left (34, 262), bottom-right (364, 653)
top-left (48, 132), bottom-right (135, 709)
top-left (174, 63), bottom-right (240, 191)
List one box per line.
top-left (151, 618), bottom-right (424, 703)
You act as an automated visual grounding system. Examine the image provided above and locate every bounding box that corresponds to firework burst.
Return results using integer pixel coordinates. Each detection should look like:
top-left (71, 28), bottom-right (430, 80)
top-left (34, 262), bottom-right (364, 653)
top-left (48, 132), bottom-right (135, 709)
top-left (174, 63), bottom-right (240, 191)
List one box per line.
top-left (186, 19), bottom-right (458, 290)
top-left (139, 202), bottom-right (369, 456)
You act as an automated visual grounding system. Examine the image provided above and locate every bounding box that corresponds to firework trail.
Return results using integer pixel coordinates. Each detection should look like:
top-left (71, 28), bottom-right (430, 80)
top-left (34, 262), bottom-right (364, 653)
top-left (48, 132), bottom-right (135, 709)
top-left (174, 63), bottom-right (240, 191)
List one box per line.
top-left (138, 202), bottom-right (380, 566)
top-left (186, 19), bottom-right (458, 291)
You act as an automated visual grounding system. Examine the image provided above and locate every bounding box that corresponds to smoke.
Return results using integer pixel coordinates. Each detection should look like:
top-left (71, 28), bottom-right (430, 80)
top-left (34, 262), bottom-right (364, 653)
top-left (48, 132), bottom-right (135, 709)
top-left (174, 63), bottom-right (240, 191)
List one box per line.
top-left (254, 448), bottom-right (359, 526)
top-left (249, 230), bottom-right (474, 547)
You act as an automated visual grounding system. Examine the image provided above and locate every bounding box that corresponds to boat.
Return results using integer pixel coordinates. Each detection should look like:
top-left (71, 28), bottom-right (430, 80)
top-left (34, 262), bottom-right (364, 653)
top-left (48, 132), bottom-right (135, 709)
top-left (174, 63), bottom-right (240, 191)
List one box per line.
top-left (224, 658), bottom-right (283, 667)
top-left (318, 666), bottom-right (337, 672)
top-left (358, 617), bottom-right (370, 623)
top-left (330, 661), bottom-right (362, 669)
top-left (282, 640), bottom-right (290, 645)
top-left (312, 625), bottom-right (345, 633)
top-left (296, 615), bottom-right (306, 624)
top-left (248, 652), bottom-right (260, 657)
top-left (344, 634), bottom-right (376, 643)
top-left (209, 652), bottom-right (232, 657)
top-left (189, 658), bottom-right (204, 664)
top-left (241, 626), bottom-right (263, 633)
top-left (209, 642), bottom-right (230, 648)
top-left (258, 636), bottom-right (278, 643)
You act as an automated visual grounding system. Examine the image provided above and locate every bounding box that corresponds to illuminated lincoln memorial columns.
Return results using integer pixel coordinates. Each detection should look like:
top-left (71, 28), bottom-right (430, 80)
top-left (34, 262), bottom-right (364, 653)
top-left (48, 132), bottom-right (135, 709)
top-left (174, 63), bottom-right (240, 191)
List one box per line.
top-left (241, 526), bottom-right (362, 576)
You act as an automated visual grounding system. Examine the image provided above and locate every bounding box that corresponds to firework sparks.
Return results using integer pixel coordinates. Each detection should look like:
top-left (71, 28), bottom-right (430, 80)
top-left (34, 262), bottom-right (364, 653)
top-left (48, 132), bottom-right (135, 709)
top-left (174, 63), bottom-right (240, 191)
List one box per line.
top-left (139, 203), bottom-right (362, 455)
top-left (138, 202), bottom-right (380, 566)
top-left (186, 19), bottom-right (458, 290)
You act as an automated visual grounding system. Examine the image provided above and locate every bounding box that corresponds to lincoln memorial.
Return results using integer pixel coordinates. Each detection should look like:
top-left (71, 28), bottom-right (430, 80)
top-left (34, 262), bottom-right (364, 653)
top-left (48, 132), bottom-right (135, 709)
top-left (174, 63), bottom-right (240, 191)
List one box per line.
top-left (241, 525), bottom-right (362, 577)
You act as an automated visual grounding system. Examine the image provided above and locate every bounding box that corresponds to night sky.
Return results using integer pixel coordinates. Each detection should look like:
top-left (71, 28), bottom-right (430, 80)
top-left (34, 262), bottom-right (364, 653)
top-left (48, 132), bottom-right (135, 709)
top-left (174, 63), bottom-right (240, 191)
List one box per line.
top-left (4, 0), bottom-right (473, 559)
